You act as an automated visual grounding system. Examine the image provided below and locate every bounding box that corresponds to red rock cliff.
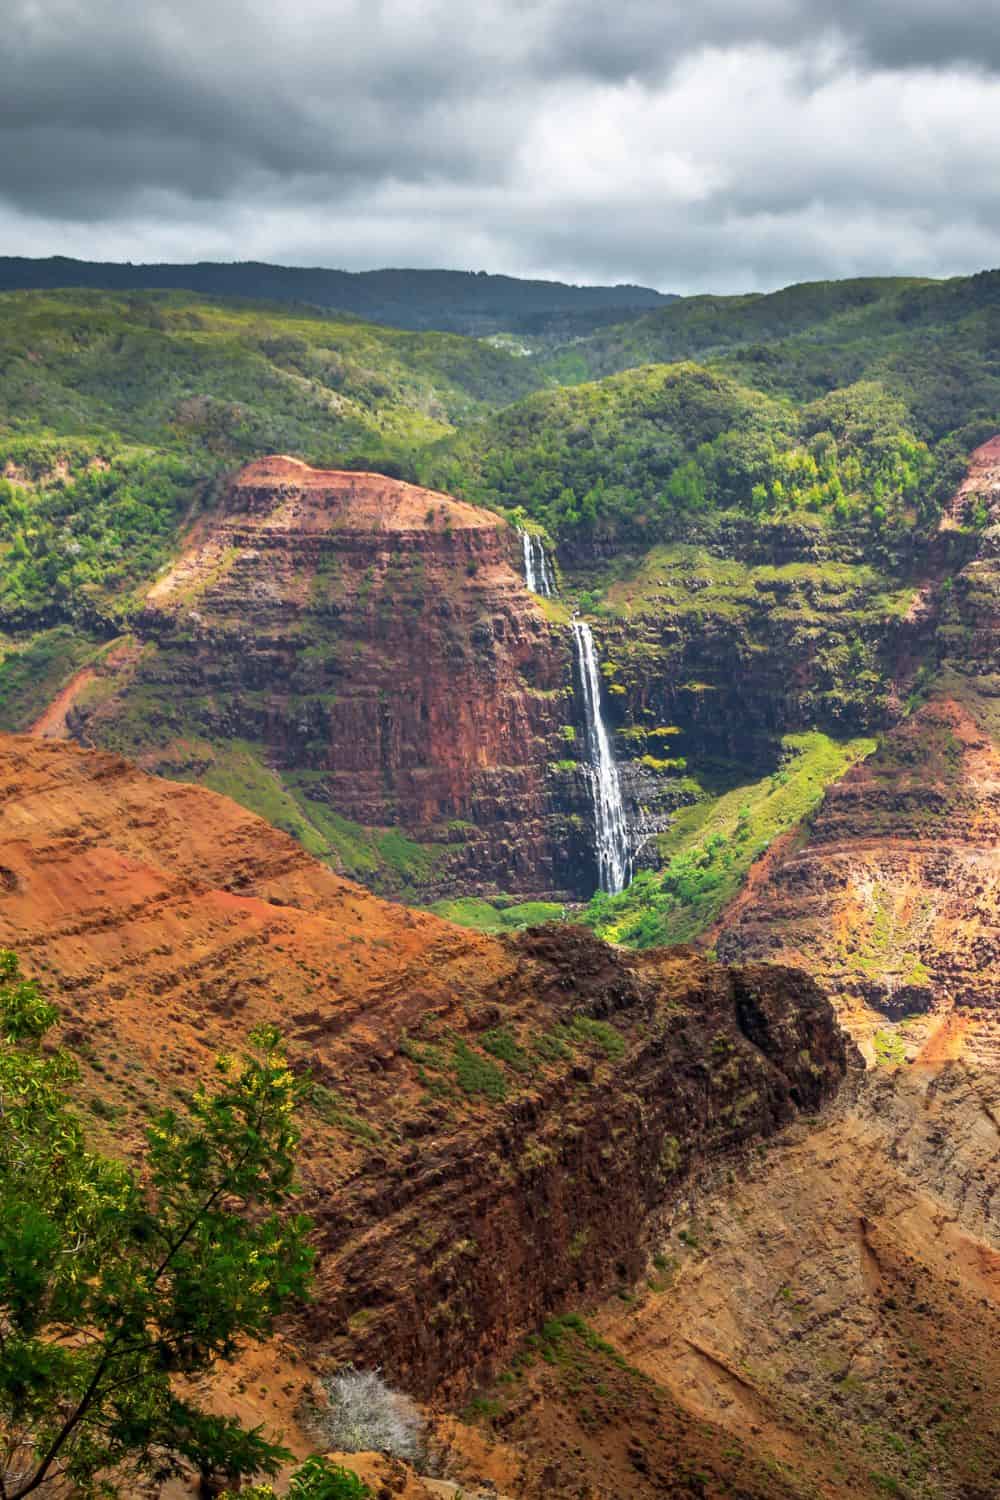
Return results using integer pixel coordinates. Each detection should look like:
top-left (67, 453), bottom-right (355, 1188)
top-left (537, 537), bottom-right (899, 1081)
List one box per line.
top-left (52, 458), bottom-right (595, 897)
top-left (718, 441), bottom-right (1000, 1030)
top-left (0, 733), bottom-right (847, 1397)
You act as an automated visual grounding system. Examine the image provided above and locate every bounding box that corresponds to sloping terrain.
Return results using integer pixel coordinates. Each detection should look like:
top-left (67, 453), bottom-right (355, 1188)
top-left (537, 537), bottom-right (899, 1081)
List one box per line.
top-left (0, 733), bottom-right (844, 1405)
top-left (503, 1050), bottom-right (1000, 1500)
top-left (717, 694), bottom-right (1000, 1030)
top-left (716, 439), bottom-right (1000, 1043)
top-left (11, 736), bottom-right (999, 1500)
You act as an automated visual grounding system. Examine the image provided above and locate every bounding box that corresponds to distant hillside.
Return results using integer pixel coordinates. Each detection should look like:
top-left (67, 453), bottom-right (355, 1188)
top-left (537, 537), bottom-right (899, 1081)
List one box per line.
top-left (542, 271), bottom-right (1000, 426)
top-left (0, 257), bottom-right (673, 336)
top-left (540, 276), bottom-right (930, 381)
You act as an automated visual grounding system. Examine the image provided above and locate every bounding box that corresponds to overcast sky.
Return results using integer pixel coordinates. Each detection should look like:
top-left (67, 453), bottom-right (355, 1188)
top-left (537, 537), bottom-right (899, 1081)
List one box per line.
top-left (4, 0), bottom-right (1000, 293)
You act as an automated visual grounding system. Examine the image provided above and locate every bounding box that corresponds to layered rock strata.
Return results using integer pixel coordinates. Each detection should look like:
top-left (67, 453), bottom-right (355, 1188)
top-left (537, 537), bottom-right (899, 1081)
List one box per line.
top-left (50, 458), bottom-right (595, 896)
top-left (0, 733), bottom-right (846, 1396)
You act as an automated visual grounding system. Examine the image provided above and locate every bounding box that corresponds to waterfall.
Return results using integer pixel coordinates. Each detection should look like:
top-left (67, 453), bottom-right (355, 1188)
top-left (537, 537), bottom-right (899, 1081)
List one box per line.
top-left (571, 618), bottom-right (631, 894)
top-left (519, 529), bottom-right (556, 597)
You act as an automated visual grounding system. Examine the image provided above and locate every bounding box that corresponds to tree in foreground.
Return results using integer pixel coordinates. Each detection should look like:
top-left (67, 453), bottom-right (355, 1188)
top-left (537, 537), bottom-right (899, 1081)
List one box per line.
top-left (0, 949), bottom-right (315, 1499)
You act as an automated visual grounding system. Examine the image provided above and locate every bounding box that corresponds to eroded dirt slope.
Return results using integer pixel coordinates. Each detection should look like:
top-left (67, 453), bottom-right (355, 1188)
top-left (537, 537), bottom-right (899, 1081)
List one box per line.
top-left (0, 733), bottom-right (844, 1401)
top-left (718, 694), bottom-right (1000, 1032)
top-left (451, 1036), bottom-right (1000, 1499)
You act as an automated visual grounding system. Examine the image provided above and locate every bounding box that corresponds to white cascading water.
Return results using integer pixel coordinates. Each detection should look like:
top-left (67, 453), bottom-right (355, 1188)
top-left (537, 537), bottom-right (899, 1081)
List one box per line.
top-left (519, 529), bottom-right (556, 597)
top-left (571, 618), bottom-right (631, 894)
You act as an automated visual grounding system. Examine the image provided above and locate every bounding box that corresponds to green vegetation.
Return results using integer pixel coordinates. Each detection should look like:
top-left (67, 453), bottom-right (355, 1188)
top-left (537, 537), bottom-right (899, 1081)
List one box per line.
top-left (179, 740), bottom-right (445, 896)
top-left (583, 731), bottom-right (876, 947)
top-left (0, 625), bottom-right (102, 730)
top-left (451, 1039), bottom-right (508, 1101)
top-left (1, 272), bottom-right (996, 918)
top-left (425, 363), bottom-right (939, 545)
top-left (0, 949), bottom-right (314, 1499)
top-left (0, 257), bottom-right (667, 336)
top-left (0, 288), bottom-right (548, 626)
top-left (0, 443), bottom-right (205, 622)
top-left (2, 274), bottom-right (995, 634)
top-left (233, 1456), bottom-right (371, 1499)
top-left (873, 1028), bottom-right (908, 1067)
top-left (565, 1014), bottom-right (626, 1059)
top-left (542, 271), bottom-right (1000, 456)
top-left (400, 1032), bottom-right (508, 1103)
top-left (400, 1005), bottom-right (628, 1110)
top-left (539, 276), bottom-right (929, 381)
top-left (428, 895), bottom-right (565, 931)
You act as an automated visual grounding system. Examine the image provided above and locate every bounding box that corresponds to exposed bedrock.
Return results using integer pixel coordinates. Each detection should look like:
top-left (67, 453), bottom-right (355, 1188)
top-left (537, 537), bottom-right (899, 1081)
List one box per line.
top-left (0, 733), bottom-right (848, 1397)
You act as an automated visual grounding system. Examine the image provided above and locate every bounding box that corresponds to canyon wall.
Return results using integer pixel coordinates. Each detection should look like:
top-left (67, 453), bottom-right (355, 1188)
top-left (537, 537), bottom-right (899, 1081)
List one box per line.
top-left (717, 439), bottom-right (1000, 1024)
top-left (0, 733), bottom-right (847, 1397)
top-left (48, 458), bottom-right (598, 897)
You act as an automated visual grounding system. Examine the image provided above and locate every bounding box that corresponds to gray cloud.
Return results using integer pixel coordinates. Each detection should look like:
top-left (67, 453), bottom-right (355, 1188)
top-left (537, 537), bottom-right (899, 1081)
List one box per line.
top-left (2, 0), bottom-right (1000, 292)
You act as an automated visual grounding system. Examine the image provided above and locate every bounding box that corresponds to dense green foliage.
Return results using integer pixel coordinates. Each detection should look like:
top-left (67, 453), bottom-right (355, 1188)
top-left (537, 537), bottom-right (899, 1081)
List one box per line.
top-left (0, 441), bottom-right (204, 622)
top-left (534, 271), bottom-right (1000, 513)
top-left (0, 291), bottom-right (546, 452)
top-left (3, 273), bottom-right (995, 629)
top-left (233, 1455), bottom-right (372, 1499)
top-left (543, 272), bottom-right (1000, 438)
top-left (0, 289), bottom-right (551, 623)
top-left (425, 363), bottom-right (938, 542)
top-left (538, 276), bottom-right (928, 380)
top-left (0, 951), bottom-right (314, 1499)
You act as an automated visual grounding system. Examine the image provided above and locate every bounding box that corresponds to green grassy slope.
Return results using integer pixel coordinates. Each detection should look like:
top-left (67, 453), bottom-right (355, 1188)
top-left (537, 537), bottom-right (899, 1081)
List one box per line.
top-left (581, 731), bottom-right (877, 948)
top-left (538, 276), bottom-right (927, 381)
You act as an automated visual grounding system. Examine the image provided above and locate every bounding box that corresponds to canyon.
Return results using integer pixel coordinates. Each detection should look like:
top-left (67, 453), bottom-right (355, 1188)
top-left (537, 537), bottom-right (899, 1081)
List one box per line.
top-left (2, 733), bottom-right (999, 1499)
top-left (3, 286), bottom-right (1000, 1496)
top-left (0, 733), bottom-right (845, 1396)
top-left (28, 447), bottom-right (973, 915)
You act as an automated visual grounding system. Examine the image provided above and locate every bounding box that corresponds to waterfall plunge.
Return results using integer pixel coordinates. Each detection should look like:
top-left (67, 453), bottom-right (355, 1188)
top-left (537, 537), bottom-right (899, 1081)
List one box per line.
top-left (571, 619), bottom-right (631, 894)
top-left (519, 529), bottom-right (556, 597)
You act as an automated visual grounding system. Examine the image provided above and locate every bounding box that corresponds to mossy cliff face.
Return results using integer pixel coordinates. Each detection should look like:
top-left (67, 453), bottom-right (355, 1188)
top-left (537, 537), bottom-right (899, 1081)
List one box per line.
top-left (53, 458), bottom-right (595, 897)
top-left (574, 532), bottom-right (923, 777)
top-left (717, 442), bottom-right (1000, 1029)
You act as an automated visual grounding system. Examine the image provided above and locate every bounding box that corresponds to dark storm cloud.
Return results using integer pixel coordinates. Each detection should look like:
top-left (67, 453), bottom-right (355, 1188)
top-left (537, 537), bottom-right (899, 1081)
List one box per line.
top-left (545, 0), bottom-right (1000, 79)
top-left (2, 0), bottom-right (999, 291)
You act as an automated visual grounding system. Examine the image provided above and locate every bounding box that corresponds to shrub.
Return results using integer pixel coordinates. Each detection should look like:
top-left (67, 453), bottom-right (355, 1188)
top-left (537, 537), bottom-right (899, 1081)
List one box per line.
top-left (311, 1369), bottom-right (424, 1463)
top-left (234, 1455), bottom-right (372, 1498)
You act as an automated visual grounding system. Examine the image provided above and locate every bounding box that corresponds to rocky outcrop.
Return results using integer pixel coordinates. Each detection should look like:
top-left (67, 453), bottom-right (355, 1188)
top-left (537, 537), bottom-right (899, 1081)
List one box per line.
top-left (936, 436), bottom-right (1000, 740)
top-left (717, 443), bottom-right (1000, 1028)
top-left (717, 695), bottom-right (1000, 1022)
top-left (549, 1053), bottom-right (1000, 1500)
top-left (0, 733), bottom-right (847, 1398)
top-left (49, 458), bottom-right (596, 898)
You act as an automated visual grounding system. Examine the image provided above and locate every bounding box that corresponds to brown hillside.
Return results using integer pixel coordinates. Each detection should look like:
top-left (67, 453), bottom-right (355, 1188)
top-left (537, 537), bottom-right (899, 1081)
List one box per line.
top-left (0, 733), bottom-right (845, 1402)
